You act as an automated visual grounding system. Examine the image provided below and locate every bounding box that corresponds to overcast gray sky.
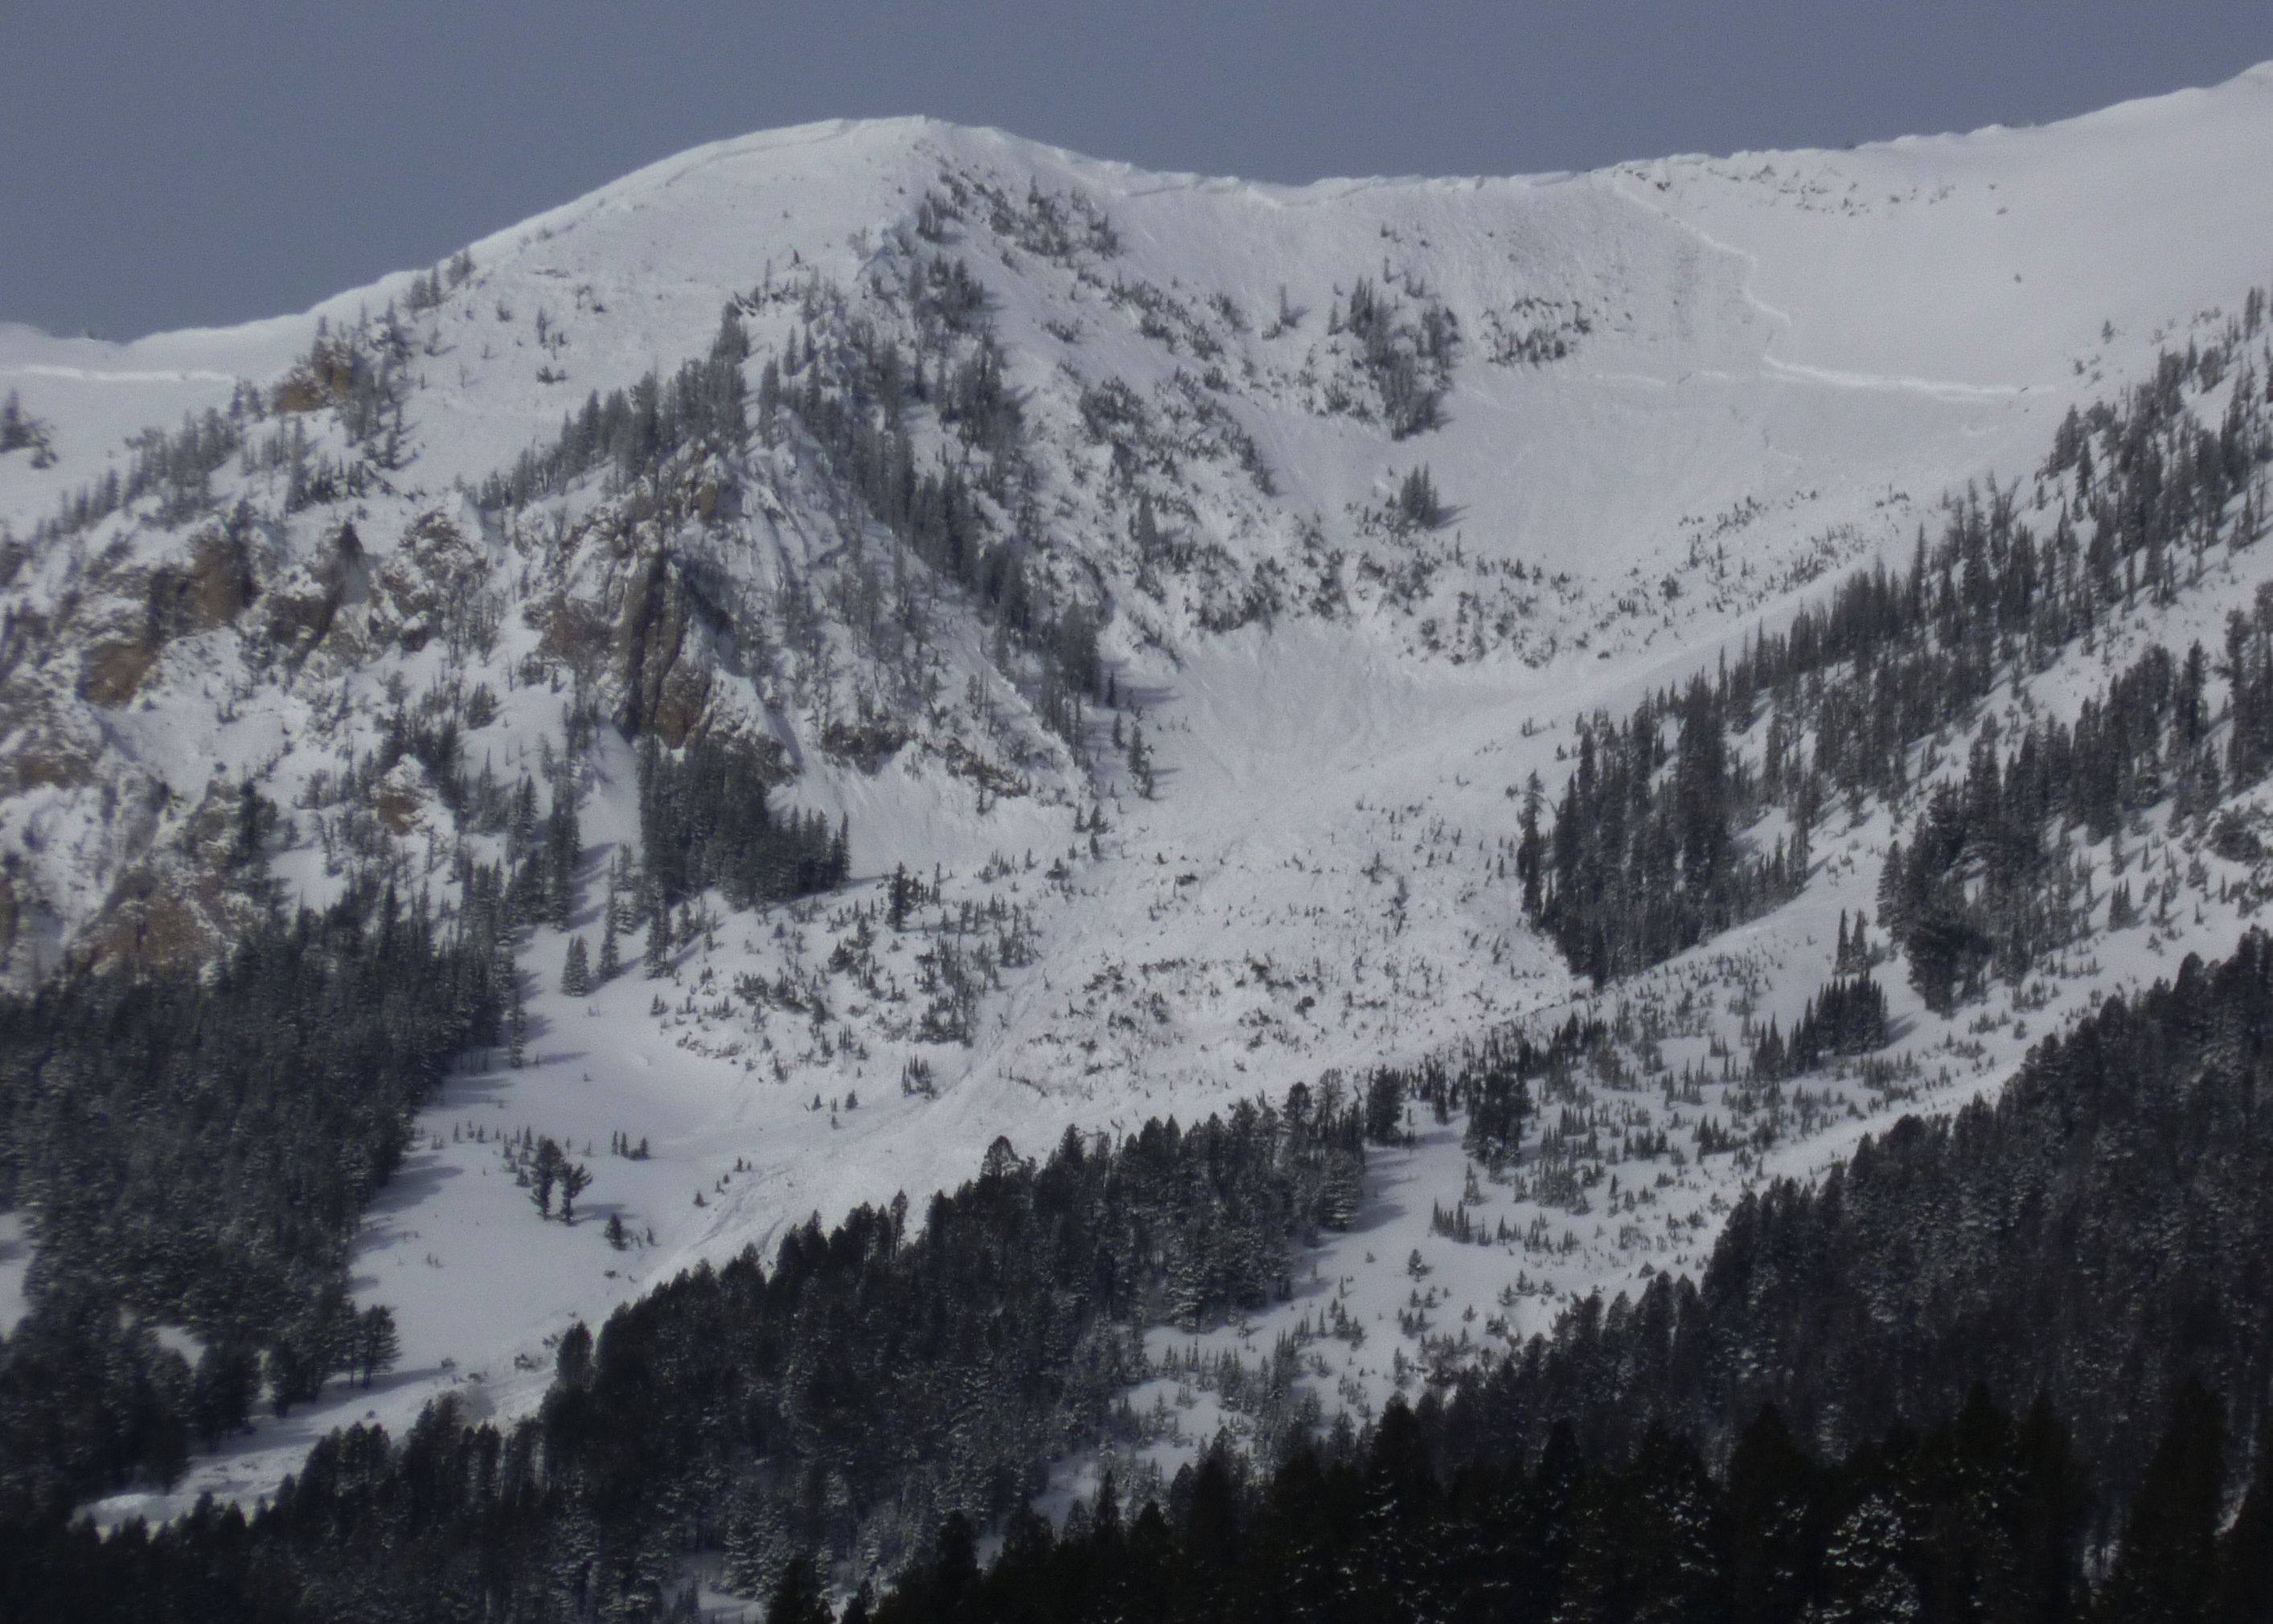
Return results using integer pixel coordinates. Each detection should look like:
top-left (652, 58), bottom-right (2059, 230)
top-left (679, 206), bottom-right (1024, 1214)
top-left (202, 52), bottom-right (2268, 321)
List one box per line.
top-left (6, 2), bottom-right (2270, 340)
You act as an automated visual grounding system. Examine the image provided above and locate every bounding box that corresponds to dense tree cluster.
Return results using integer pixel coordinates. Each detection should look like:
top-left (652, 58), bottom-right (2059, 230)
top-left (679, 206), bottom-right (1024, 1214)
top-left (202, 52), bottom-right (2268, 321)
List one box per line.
top-left (1534, 672), bottom-right (1807, 983)
top-left (1392, 466), bottom-right (1445, 533)
top-left (474, 308), bottom-right (752, 510)
top-left (0, 879), bottom-right (507, 1518)
top-left (1326, 274), bottom-right (1459, 439)
top-left (636, 732), bottom-right (848, 913)
top-left (1875, 639), bottom-right (2205, 1007)
top-left (1450, 929), bottom-right (2273, 1524)
top-left (1528, 309), bottom-right (2271, 989)
top-left (0, 1089), bottom-right (1366, 1618)
top-left (18, 1389), bottom-right (2271, 1624)
top-left (856, 1380), bottom-right (2267, 1624)
top-left (10, 921), bottom-right (2273, 1615)
top-left (2217, 574), bottom-right (2273, 786)
top-left (1748, 976), bottom-right (1888, 1081)
top-left (0, 392), bottom-right (55, 468)
top-left (1361, 1017), bottom-right (1602, 1164)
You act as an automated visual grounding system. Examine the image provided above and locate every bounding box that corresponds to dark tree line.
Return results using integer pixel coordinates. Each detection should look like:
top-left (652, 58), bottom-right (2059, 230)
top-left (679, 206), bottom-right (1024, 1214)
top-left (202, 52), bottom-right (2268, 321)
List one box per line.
top-left (0, 1089), bottom-right (1367, 1619)
top-left (857, 1379), bottom-right (2267, 1624)
top-left (1748, 974), bottom-right (1889, 1081)
top-left (1360, 1016), bottom-right (1602, 1164)
top-left (636, 732), bottom-right (848, 913)
top-left (11, 924), bottom-right (2273, 1616)
top-left (1528, 310), bottom-right (2273, 989)
top-left (20, 1388), bottom-right (2273, 1624)
top-left (1442, 928), bottom-right (2273, 1535)
top-left (1533, 672), bottom-right (1808, 983)
top-left (1875, 638), bottom-right (2207, 1008)
top-left (0, 877), bottom-right (507, 1519)
top-left (475, 307), bottom-right (753, 510)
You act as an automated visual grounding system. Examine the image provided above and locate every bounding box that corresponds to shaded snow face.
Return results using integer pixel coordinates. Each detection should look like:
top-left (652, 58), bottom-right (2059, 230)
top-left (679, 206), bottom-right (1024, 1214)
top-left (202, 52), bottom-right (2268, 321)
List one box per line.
top-left (6, 69), bottom-right (2273, 1521)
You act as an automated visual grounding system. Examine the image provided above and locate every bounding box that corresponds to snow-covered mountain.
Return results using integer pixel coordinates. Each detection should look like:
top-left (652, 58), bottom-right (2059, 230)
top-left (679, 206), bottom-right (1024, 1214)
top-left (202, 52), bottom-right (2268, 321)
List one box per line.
top-left (6, 63), bottom-right (2273, 1524)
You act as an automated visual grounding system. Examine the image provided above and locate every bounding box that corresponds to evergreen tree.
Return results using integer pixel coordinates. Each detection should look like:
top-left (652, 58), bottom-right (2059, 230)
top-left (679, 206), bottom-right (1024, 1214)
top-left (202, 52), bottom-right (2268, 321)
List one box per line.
top-left (1319, 1150), bottom-right (1364, 1229)
top-left (1516, 772), bottom-right (1545, 915)
top-left (1459, 1048), bottom-right (1532, 1163)
top-left (2213, 1423), bottom-right (2273, 1624)
top-left (546, 789), bottom-right (581, 930)
top-left (2006, 1392), bottom-right (2090, 1624)
top-left (2099, 1381), bottom-right (2226, 1624)
top-left (637, 734), bottom-right (847, 912)
top-left (558, 1159), bottom-right (593, 1224)
top-left (188, 1344), bottom-right (261, 1451)
top-left (1725, 1406), bottom-right (1820, 1624)
top-left (352, 1306), bottom-right (400, 1388)
top-left (1812, 1495), bottom-right (1919, 1624)
top-left (1364, 1068), bottom-right (1405, 1144)
top-left (560, 935), bottom-right (590, 997)
top-left (765, 1553), bottom-right (833, 1624)
top-left (529, 1137), bottom-right (562, 1216)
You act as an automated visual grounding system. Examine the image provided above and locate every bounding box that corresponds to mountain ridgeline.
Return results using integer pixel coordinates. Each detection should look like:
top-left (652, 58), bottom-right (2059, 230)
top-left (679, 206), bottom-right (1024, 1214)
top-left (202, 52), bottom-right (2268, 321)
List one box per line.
top-left (2, 96), bottom-right (2273, 1624)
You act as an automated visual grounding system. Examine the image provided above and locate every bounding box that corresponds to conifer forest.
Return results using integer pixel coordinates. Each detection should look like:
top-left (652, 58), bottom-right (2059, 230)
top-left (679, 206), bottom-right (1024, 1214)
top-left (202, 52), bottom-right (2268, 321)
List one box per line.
top-left (6, 64), bottom-right (2273, 1623)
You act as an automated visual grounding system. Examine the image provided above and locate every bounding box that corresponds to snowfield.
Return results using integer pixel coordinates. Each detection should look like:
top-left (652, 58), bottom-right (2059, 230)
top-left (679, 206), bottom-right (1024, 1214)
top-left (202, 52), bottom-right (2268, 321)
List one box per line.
top-left (4, 63), bottom-right (2273, 1526)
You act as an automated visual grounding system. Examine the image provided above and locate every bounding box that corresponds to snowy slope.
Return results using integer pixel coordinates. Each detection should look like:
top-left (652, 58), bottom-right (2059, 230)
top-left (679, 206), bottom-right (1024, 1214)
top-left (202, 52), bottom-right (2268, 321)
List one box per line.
top-left (4, 64), bottom-right (2273, 1523)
